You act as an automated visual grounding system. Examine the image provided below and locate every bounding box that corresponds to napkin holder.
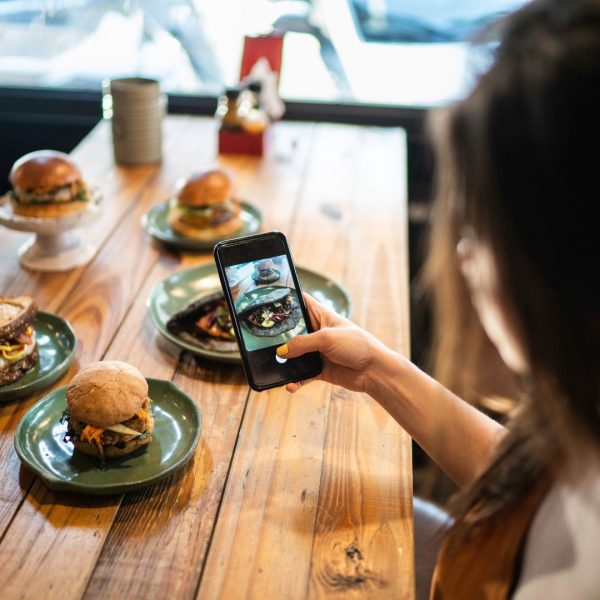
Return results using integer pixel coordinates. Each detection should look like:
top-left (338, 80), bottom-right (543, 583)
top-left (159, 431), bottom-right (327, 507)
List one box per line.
top-left (218, 34), bottom-right (284, 157)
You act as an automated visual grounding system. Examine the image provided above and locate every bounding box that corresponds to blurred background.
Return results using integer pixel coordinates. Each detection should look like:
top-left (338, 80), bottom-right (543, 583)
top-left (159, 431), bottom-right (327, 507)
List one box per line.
top-left (0, 0), bottom-right (527, 503)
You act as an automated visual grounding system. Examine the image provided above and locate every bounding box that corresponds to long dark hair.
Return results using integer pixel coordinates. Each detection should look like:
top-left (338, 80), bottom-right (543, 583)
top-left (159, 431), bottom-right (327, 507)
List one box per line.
top-left (425, 0), bottom-right (600, 524)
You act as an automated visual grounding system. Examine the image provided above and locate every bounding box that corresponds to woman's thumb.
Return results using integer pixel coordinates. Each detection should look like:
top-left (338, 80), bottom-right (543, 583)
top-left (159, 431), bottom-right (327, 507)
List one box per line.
top-left (277, 330), bottom-right (326, 359)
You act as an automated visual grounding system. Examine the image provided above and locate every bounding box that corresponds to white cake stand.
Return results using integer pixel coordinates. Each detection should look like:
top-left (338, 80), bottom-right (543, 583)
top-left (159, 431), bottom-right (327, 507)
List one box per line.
top-left (0, 192), bottom-right (101, 272)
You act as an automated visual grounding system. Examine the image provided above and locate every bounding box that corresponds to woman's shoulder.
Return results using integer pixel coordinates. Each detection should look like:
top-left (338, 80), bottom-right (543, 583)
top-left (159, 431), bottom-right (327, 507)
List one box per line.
top-left (513, 459), bottom-right (600, 599)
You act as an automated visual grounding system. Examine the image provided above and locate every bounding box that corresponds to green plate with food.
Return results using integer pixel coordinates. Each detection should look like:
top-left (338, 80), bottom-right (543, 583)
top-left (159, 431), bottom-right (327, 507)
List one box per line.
top-left (148, 263), bottom-right (351, 364)
top-left (14, 377), bottom-right (201, 495)
top-left (0, 299), bottom-right (77, 402)
top-left (142, 199), bottom-right (262, 251)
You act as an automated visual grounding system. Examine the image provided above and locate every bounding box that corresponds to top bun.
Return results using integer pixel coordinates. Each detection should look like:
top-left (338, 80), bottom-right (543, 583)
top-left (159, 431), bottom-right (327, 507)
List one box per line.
top-left (10, 150), bottom-right (82, 191)
top-left (66, 361), bottom-right (148, 428)
top-left (176, 168), bottom-right (233, 207)
top-left (257, 260), bottom-right (274, 269)
top-left (0, 295), bottom-right (38, 340)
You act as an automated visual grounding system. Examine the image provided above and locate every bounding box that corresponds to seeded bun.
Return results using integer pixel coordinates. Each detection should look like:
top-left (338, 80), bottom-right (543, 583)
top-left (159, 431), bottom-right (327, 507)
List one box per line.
top-left (66, 360), bottom-right (148, 428)
top-left (10, 150), bottom-right (82, 192)
top-left (176, 168), bottom-right (233, 207)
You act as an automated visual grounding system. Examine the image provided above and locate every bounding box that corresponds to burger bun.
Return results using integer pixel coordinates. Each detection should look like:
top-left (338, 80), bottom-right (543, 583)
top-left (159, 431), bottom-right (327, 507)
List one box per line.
top-left (168, 208), bottom-right (242, 239)
top-left (10, 149), bottom-right (82, 192)
top-left (176, 168), bottom-right (233, 207)
top-left (11, 199), bottom-right (88, 218)
top-left (66, 360), bottom-right (148, 428)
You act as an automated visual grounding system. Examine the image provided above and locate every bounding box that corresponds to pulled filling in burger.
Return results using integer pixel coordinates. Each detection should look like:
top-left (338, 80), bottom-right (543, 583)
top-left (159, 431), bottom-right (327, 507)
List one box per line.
top-left (0, 296), bottom-right (38, 386)
top-left (246, 294), bottom-right (293, 329)
top-left (168, 168), bottom-right (242, 239)
top-left (8, 149), bottom-right (90, 218)
top-left (166, 292), bottom-right (238, 353)
top-left (195, 300), bottom-right (235, 341)
top-left (63, 361), bottom-right (154, 459)
top-left (239, 288), bottom-right (303, 337)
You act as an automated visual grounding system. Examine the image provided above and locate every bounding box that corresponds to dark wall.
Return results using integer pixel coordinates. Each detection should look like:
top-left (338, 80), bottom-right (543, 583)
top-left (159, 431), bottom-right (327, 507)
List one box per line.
top-left (0, 88), bottom-right (101, 194)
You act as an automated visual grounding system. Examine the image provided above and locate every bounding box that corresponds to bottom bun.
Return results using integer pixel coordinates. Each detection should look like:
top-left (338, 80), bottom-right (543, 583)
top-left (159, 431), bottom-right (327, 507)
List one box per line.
top-left (11, 199), bottom-right (88, 218)
top-left (168, 210), bottom-right (242, 239)
top-left (73, 434), bottom-right (153, 458)
top-left (0, 346), bottom-right (38, 386)
top-left (73, 415), bottom-right (155, 458)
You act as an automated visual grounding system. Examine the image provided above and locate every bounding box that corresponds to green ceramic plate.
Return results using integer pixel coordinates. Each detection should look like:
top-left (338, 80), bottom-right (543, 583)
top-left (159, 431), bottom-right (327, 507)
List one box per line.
top-left (0, 312), bottom-right (76, 403)
top-left (14, 378), bottom-right (201, 495)
top-left (142, 199), bottom-right (262, 250)
top-left (148, 263), bottom-right (352, 364)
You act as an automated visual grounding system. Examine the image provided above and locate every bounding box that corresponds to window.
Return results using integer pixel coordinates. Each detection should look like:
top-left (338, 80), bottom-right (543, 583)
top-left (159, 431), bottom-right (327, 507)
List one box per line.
top-left (0, 0), bottom-right (528, 108)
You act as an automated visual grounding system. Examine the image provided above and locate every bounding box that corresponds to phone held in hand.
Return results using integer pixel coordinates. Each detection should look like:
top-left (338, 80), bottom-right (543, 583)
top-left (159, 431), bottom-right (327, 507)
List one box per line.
top-left (214, 231), bottom-right (322, 391)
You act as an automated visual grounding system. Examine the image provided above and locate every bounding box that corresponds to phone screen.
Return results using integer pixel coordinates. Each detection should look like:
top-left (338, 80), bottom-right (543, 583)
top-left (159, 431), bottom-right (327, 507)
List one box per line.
top-left (215, 232), bottom-right (322, 390)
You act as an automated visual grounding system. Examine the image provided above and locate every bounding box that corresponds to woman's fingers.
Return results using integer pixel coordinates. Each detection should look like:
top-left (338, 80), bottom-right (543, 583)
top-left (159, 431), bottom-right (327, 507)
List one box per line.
top-left (302, 292), bottom-right (323, 330)
top-left (302, 292), bottom-right (348, 331)
top-left (285, 375), bottom-right (321, 393)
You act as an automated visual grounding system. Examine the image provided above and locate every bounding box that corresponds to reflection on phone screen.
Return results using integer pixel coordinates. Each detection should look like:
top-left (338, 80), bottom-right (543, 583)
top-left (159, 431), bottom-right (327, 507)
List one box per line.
top-left (224, 254), bottom-right (308, 354)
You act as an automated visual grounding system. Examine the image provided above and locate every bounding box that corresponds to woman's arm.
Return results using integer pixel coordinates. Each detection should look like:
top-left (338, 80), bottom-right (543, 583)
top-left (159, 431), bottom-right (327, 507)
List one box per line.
top-left (367, 346), bottom-right (506, 486)
top-left (280, 294), bottom-right (506, 487)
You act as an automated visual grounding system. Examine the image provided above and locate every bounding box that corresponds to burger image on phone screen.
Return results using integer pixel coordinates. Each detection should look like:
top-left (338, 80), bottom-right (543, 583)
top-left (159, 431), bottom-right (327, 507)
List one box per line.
top-left (0, 296), bottom-right (38, 386)
top-left (64, 361), bottom-right (154, 458)
top-left (8, 150), bottom-right (90, 218)
top-left (252, 259), bottom-right (280, 284)
top-left (168, 168), bottom-right (242, 239)
top-left (239, 288), bottom-right (302, 337)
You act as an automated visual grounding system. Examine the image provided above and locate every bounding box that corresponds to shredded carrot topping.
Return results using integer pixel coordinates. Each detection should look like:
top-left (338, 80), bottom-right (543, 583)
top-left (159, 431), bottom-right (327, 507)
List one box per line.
top-left (135, 406), bottom-right (151, 431)
top-left (81, 424), bottom-right (105, 456)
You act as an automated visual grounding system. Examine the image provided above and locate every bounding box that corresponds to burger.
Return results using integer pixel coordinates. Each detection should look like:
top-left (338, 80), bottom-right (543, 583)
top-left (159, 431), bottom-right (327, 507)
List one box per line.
top-left (239, 288), bottom-right (302, 337)
top-left (8, 149), bottom-right (90, 218)
top-left (168, 168), bottom-right (242, 239)
top-left (0, 296), bottom-right (38, 386)
top-left (166, 292), bottom-right (238, 353)
top-left (64, 361), bottom-right (154, 458)
top-left (252, 259), bottom-right (280, 284)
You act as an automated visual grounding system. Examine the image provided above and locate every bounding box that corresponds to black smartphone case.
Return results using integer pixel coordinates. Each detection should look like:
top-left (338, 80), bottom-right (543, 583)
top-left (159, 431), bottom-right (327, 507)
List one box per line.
top-left (214, 232), bottom-right (322, 391)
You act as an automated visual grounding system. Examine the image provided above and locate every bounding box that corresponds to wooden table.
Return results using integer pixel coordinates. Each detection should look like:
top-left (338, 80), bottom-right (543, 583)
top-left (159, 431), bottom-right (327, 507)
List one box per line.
top-left (0, 116), bottom-right (413, 599)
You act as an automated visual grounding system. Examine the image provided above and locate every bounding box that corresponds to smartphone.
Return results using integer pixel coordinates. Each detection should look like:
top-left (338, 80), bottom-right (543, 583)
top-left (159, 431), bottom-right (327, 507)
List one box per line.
top-left (214, 231), bottom-right (322, 391)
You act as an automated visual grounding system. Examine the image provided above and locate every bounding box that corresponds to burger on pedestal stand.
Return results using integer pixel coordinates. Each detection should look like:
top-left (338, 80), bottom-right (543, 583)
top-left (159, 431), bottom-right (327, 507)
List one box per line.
top-left (0, 149), bottom-right (101, 272)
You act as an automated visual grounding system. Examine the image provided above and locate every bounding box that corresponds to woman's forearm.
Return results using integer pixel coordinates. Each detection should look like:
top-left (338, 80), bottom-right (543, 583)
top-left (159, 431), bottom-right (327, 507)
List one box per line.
top-left (367, 346), bottom-right (506, 487)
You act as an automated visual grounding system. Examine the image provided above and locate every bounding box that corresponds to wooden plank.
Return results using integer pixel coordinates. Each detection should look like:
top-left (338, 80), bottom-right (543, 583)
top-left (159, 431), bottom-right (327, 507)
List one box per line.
top-left (308, 126), bottom-right (414, 599)
top-left (197, 381), bottom-right (332, 599)
top-left (197, 124), bottom-right (369, 599)
top-left (197, 124), bottom-right (413, 599)
top-left (82, 121), bottom-right (318, 600)
top-left (308, 388), bottom-right (414, 599)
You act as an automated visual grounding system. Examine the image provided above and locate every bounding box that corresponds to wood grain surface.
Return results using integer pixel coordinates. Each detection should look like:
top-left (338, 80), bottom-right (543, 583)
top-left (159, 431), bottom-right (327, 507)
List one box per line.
top-left (0, 116), bottom-right (413, 599)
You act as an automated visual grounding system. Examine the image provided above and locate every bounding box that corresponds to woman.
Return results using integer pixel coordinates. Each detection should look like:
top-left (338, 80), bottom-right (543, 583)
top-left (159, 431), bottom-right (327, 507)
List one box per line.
top-left (277, 0), bottom-right (600, 597)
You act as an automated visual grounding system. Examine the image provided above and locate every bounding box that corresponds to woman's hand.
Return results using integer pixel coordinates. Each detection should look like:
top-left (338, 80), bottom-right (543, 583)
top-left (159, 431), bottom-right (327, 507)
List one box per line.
top-left (277, 293), bottom-right (387, 393)
top-left (280, 296), bottom-right (506, 487)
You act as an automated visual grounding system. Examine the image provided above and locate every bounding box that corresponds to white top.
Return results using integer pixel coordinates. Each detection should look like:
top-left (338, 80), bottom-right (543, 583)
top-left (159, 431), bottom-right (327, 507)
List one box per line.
top-left (513, 461), bottom-right (600, 599)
